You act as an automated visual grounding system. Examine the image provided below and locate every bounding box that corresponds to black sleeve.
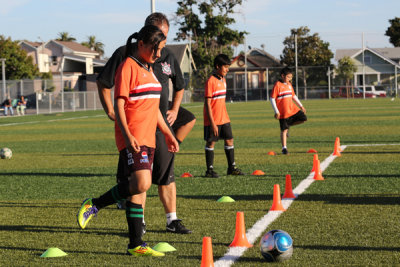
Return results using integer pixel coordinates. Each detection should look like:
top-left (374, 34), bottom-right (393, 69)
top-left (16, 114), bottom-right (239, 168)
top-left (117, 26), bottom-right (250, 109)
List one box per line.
top-left (97, 46), bottom-right (125, 89)
top-left (170, 54), bottom-right (186, 92)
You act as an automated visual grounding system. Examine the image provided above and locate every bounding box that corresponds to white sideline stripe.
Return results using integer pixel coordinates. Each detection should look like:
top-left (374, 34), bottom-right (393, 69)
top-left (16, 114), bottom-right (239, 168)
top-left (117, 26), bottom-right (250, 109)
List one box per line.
top-left (346, 143), bottom-right (400, 147)
top-left (0, 115), bottom-right (105, 127)
top-left (214, 145), bottom-right (347, 267)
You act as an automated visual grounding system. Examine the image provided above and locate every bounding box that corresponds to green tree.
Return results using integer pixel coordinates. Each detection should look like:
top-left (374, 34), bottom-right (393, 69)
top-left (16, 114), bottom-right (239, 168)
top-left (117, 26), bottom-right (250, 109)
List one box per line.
top-left (56, 32), bottom-right (76, 42)
top-left (81, 35), bottom-right (105, 58)
top-left (335, 56), bottom-right (357, 98)
top-left (385, 17), bottom-right (400, 47)
top-left (281, 26), bottom-right (333, 98)
top-left (175, 0), bottom-right (247, 85)
top-left (0, 35), bottom-right (40, 80)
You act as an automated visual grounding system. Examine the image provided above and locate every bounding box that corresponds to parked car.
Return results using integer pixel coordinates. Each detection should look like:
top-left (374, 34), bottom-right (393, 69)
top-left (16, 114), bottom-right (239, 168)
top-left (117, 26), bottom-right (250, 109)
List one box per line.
top-left (363, 85), bottom-right (387, 97)
top-left (331, 87), bottom-right (375, 98)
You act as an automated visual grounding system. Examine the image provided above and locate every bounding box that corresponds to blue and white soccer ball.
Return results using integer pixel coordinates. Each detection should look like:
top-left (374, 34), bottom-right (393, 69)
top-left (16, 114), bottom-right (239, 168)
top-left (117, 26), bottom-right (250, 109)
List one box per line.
top-left (260, 229), bottom-right (293, 262)
top-left (0, 147), bottom-right (12, 159)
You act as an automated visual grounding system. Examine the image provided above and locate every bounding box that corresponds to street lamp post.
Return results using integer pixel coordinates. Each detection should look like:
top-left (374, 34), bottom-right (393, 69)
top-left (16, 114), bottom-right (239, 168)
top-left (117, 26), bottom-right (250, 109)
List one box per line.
top-left (0, 58), bottom-right (6, 102)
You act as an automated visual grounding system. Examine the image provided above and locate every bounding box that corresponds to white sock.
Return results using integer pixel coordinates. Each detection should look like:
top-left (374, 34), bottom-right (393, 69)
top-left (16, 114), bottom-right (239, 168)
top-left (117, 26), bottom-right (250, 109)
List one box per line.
top-left (282, 146), bottom-right (287, 149)
top-left (166, 212), bottom-right (177, 225)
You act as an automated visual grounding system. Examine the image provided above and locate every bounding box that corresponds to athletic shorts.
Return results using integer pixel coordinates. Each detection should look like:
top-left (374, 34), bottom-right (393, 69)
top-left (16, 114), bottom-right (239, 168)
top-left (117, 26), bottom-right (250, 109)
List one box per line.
top-left (152, 130), bottom-right (175, 185)
top-left (116, 146), bottom-right (154, 183)
top-left (204, 123), bottom-right (233, 142)
top-left (279, 110), bottom-right (307, 131)
top-left (168, 102), bottom-right (196, 133)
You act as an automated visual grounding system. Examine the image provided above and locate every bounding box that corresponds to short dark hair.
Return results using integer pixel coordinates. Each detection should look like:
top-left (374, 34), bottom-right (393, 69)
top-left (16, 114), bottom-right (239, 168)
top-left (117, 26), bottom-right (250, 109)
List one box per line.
top-left (280, 67), bottom-right (292, 76)
top-left (125, 25), bottom-right (166, 58)
top-left (145, 12), bottom-right (170, 28)
top-left (214, 54), bottom-right (231, 68)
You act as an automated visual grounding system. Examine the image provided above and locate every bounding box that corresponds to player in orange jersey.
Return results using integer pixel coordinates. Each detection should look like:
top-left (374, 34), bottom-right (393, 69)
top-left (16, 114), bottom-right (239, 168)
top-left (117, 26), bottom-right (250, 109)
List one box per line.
top-left (203, 54), bottom-right (244, 178)
top-left (77, 25), bottom-right (178, 257)
top-left (270, 67), bottom-right (307, 155)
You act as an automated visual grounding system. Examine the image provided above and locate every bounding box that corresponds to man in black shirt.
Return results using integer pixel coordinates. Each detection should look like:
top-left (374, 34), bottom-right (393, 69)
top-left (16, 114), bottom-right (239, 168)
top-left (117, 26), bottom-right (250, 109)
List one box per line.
top-left (97, 13), bottom-right (195, 234)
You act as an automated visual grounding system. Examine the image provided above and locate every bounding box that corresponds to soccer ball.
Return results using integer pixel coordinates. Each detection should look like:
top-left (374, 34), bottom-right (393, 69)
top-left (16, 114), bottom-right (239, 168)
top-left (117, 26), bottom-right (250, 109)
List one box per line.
top-left (260, 229), bottom-right (293, 262)
top-left (0, 147), bottom-right (12, 159)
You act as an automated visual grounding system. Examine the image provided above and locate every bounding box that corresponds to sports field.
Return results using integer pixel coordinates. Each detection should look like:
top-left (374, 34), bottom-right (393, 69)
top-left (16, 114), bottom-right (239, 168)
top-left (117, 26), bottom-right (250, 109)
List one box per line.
top-left (1, 98), bottom-right (399, 266)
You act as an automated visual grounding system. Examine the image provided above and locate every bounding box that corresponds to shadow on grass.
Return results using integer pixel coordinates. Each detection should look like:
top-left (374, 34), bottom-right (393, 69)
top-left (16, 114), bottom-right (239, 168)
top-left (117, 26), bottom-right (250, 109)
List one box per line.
top-left (178, 194), bottom-right (272, 201)
top-left (325, 174), bottom-right (400, 179)
top-left (0, 172), bottom-right (111, 178)
top-left (297, 244), bottom-right (400, 252)
top-left (0, 246), bottom-right (126, 256)
top-left (62, 153), bottom-right (117, 156)
top-left (297, 194), bottom-right (400, 205)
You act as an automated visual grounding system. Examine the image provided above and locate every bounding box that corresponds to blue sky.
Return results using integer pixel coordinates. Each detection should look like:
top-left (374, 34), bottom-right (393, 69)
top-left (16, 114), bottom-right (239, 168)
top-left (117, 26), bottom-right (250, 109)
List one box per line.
top-left (1, 0), bottom-right (399, 60)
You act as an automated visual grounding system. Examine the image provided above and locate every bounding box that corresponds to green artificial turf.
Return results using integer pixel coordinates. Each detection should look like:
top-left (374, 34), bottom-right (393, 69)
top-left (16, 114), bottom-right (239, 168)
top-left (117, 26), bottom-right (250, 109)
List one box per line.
top-left (0, 98), bottom-right (399, 266)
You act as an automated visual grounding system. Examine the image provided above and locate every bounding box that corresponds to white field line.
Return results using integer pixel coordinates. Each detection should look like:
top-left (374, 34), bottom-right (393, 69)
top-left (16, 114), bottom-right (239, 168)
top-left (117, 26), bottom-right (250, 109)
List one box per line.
top-left (0, 115), bottom-right (105, 127)
top-left (214, 145), bottom-right (347, 267)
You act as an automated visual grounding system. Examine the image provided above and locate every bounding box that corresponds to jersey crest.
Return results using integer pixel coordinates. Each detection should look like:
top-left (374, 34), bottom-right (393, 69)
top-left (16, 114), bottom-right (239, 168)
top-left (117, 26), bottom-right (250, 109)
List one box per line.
top-left (161, 62), bottom-right (172, 75)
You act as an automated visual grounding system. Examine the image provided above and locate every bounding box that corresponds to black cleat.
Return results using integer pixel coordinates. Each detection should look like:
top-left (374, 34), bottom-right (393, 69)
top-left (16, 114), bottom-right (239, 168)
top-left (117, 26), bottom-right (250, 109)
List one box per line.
top-left (166, 219), bottom-right (192, 234)
top-left (205, 169), bottom-right (219, 178)
top-left (227, 167), bottom-right (245, 175)
top-left (282, 148), bottom-right (289, 155)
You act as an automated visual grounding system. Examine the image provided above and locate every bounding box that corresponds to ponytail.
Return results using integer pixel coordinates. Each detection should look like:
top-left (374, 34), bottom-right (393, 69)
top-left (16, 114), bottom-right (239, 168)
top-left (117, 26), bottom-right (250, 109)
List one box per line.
top-left (125, 32), bottom-right (139, 58)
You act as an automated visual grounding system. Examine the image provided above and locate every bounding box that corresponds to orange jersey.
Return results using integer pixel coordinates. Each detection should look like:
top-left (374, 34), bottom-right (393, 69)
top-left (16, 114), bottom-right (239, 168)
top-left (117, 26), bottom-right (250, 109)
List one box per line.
top-left (203, 75), bottom-right (230, 126)
top-left (114, 56), bottom-right (162, 151)
top-left (271, 81), bottom-right (300, 119)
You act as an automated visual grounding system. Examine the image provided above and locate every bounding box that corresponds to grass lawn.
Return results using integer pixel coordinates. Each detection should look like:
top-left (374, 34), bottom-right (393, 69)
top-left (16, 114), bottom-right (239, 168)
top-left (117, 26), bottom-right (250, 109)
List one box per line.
top-left (0, 98), bottom-right (399, 266)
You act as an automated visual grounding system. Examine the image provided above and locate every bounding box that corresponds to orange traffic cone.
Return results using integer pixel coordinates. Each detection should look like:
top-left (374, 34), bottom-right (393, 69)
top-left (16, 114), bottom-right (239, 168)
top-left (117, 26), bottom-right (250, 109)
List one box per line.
top-left (311, 153), bottom-right (319, 172)
top-left (269, 184), bottom-right (286, 211)
top-left (336, 137), bottom-right (343, 152)
top-left (313, 160), bottom-right (324, 180)
top-left (333, 138), bottom-right (341, 157)
top-left (229, 212), bottom-right (253, 247)
top-left (201, 237), bottom-right (214, 267)
top-left (282, 174), bottom-right (297, 199)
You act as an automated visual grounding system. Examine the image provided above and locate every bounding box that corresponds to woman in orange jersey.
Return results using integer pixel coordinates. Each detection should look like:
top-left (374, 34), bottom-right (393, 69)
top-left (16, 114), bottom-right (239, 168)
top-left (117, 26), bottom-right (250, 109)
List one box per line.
top-left (76, 25), bottom-right (178, 257)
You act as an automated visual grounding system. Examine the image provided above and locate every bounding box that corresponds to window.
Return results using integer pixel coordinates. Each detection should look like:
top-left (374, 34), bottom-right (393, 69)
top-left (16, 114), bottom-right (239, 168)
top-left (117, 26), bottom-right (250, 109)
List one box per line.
top-left (364, 55), bottom-right (371, 64)
top-left (236, 73), bottom-right (245, 89)
top-left (251, 74), bottom-right (259, 89)
top-left (51, 56), bottom-right (58, 65)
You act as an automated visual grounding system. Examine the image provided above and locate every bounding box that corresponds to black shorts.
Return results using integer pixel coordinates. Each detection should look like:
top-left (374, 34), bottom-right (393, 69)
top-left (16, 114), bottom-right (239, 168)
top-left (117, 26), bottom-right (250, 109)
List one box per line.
top-left (116, 146), bottom-right (154, 183)
top-left (204, 123), bottom-right (233, 142)
top-left (279, 110), bottom-right (307, 131)
top-left (168, 102), bottom-right (196, 133)
top-left (152, 130), bottom-right (175, 185)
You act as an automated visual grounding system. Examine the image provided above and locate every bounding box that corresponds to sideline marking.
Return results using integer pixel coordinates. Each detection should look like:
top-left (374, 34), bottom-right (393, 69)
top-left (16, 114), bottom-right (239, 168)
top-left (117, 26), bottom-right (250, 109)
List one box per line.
top-left (0, 115), bottom-right (105, 127)
top-left (214, 146), bottom-right (347, 267)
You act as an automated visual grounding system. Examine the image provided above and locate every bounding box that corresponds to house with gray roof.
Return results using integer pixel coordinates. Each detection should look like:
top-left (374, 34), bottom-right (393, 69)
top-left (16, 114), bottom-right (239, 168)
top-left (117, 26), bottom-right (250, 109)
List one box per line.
top-left (228, 48), bottom-right (283, 100)
top-left (335, 47), bottom-right (400, 89)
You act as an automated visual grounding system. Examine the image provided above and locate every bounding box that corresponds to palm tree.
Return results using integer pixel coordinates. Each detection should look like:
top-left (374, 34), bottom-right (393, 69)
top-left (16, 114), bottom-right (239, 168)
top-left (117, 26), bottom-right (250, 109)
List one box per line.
top-left (56, 32), bottom-right (76, 42)
top-left (81, 35), bottom-right (104, 58)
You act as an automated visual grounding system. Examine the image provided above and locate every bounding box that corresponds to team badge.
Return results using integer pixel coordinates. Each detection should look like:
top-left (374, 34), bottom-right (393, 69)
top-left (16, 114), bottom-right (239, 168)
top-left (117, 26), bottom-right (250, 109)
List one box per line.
top-left (161, 62), bottom-right (172, 75)
top-left (140, 151), bottom-right (149, 163)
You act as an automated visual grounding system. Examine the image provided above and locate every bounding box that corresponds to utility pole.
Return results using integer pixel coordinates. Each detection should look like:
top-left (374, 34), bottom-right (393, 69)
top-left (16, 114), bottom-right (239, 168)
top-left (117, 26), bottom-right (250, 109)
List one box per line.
top-left (295, 33), bottom-right (299, 96)
top-left (244, 36), bottom-right (248, 102)
top-left (151, 0), bottom-right (155, 13)
top-left (1, 58), bottom-right (6, 102)
top-left (362, 32), bottom-right (366, 99)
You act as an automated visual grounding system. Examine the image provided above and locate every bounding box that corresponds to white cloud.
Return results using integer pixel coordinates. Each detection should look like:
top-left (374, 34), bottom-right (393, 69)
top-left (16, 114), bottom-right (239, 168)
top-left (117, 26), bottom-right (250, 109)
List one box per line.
top-left (0, 0), bottom-right (30, 15)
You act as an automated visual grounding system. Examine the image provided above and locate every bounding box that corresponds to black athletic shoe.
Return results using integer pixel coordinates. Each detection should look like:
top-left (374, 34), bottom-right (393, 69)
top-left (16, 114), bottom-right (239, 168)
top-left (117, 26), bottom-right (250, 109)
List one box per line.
top-left (205, 169), bottom-right (219, 178)
top-left (282, 148), bottom-right (289, 155)
top-left (227, 167), bottom-right (245, 175)
top-left (166, 219), bottom-right (192, 234)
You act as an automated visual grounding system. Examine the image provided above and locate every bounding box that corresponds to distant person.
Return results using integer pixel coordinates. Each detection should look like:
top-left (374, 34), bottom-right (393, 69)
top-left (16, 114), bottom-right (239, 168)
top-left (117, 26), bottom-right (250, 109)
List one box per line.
top-left (97, 12), bottom-right (194, 235)
top-left (270, 67), bottom-right (307, 155)
top-left (203, 54), bottom-right (244, 178)
top-left (77, 25), bottom-right (178, 257)
top-left (2, 98), bottom-right (14, 116)
top-left (16, 96), bottom-right (27, 116)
